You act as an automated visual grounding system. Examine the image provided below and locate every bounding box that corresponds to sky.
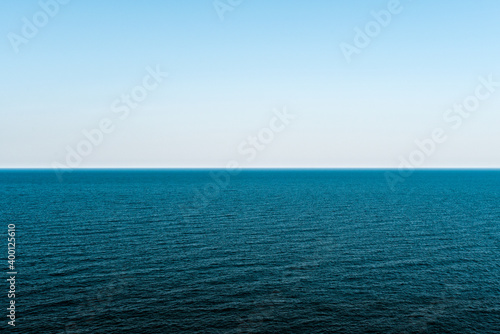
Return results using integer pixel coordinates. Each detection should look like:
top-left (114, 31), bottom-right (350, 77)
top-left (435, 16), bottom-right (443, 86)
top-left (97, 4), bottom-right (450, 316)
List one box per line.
top-left (1, 0), bottom-right (500, 168)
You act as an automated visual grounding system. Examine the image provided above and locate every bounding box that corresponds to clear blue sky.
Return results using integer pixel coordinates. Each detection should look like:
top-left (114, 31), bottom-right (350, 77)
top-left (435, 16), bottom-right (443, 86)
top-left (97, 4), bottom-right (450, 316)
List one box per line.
top-left (1, 0), bottom-right (500, 168)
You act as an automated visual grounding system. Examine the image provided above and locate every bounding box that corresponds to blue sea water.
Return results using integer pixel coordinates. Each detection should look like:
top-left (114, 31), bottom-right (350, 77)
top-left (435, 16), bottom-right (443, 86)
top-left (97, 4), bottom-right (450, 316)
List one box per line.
top-left (0, 170), bottom-right (499, 333)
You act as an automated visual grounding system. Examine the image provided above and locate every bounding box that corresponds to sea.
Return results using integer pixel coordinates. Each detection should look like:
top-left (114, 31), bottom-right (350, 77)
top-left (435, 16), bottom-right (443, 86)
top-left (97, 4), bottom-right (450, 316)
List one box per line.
top-left (0, 169), bottom-right (499, 333)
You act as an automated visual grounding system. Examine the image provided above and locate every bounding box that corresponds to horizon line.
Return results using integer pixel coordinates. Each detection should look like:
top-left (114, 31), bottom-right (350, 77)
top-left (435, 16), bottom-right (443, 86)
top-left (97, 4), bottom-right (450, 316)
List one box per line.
top-left (1, 167), bottom-right (500, 171)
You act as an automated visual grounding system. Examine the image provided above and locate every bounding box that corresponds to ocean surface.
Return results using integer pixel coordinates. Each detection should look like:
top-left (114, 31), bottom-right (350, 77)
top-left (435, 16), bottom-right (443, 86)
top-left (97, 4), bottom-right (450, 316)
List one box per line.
top-left (1, 170), bottom-right (499, 333)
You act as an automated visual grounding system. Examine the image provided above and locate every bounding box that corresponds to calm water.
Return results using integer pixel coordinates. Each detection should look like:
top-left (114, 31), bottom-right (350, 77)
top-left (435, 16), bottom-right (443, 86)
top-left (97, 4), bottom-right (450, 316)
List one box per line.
top-left (1, 170), bottom-right (499, 333)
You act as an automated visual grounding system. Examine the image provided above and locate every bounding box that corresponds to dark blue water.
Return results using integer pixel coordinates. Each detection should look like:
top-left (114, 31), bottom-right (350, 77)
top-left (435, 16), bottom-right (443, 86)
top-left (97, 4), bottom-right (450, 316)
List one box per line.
top-left (1, 170), bottom-right (499, 333)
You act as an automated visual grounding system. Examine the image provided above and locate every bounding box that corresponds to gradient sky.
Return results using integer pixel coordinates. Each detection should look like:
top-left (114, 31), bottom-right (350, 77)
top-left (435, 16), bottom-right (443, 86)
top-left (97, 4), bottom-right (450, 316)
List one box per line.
top-left (1, 0), bottom-right (500, 168)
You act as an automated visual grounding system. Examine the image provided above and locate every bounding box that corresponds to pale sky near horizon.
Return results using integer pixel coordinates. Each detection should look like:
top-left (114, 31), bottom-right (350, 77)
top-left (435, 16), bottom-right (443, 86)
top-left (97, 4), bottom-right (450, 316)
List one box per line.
top-left (1, 0), bottom-right (499, 168)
